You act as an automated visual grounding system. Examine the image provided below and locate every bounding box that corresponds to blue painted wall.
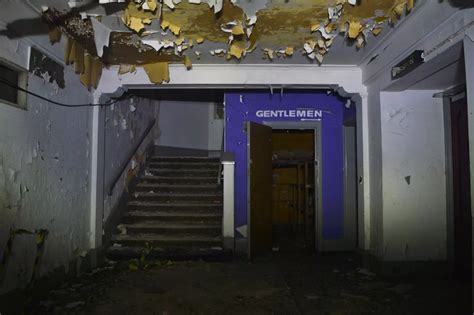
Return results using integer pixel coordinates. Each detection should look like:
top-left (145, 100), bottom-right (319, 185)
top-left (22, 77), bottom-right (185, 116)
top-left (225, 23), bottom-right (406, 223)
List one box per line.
top-left (225, 91), bottom-right (350, 240)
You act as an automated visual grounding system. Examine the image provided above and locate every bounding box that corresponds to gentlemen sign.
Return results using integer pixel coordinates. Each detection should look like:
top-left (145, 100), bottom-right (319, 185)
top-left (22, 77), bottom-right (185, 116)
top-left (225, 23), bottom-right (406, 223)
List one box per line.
top-left (256, 109), bottom-right (323, 119)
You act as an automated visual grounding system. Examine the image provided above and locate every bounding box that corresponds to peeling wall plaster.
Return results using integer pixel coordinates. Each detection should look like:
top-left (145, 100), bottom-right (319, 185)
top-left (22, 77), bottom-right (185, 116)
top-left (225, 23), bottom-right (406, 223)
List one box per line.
top-left (0, 1), bottom-right (96, 293)
top-left (0, 45), bottom-right (93, 294)
top-left (103, 96), bottom-right (156, 222)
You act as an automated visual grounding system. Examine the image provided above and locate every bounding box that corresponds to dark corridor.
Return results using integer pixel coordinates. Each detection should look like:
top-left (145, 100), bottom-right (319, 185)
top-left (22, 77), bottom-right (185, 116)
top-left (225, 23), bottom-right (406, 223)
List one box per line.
top-left (271, 129), bottom-right (316, 252)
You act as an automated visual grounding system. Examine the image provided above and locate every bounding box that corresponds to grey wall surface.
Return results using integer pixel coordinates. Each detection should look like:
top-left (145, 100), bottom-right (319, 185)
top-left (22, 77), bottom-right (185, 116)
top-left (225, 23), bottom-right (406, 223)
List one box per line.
top-left (359, 3), bottom-right (473, 262)
top-left (156, 101), bottom-right (223, 151)
top-left (380, 90), bottom-right (446, 261)
top-left (0, 35), bottom-right (94, 293)
top-left (103, 97), bottom-right (156, 222)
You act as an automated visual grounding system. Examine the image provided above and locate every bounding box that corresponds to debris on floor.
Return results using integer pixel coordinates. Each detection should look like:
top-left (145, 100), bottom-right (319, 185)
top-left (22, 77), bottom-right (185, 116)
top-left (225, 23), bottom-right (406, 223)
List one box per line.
top-left (6, 253), bottom-right (467, 315)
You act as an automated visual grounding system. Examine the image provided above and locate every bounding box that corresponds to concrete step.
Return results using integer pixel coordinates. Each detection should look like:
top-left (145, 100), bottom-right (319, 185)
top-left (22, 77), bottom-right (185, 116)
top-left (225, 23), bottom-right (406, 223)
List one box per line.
top-left (111, 234), bottom-right (222, 247)
top-left (151, 156), bottom-right (220, 163)
top-left (148, 162), bottom-right (220, 170)
top-left (135, 183), bottom-right (221, 193)
top-left (141, 176), bottom-right (217, 185)
top-left (132, 192), bottom-right (222, 203)
top-left (127, 201), bottom-right (222, 211)
top-left (146, 169), bottom-right (218, 177)
top-left (121, 211), bottom-right (222, 224)
top-left (117, 223), bottom-right (221, 235)
top-left (106, 245), bottom-right (232, 261)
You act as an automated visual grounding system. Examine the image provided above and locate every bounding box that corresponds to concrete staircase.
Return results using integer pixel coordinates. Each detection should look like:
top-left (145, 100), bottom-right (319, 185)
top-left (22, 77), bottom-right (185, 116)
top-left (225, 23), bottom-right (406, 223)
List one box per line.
top-left (107, 156), bottom-right (230, 261)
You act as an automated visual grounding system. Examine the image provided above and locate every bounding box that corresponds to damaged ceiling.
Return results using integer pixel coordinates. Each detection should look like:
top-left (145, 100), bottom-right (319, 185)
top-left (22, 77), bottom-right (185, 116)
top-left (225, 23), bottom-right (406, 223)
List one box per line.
top-left (22, 0), bottom-right (418, 86)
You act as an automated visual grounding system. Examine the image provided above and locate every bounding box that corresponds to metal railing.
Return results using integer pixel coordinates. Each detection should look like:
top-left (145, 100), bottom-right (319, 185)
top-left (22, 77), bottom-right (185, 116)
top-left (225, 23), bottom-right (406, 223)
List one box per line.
top-left (107, 119), bottom-right (156, 196)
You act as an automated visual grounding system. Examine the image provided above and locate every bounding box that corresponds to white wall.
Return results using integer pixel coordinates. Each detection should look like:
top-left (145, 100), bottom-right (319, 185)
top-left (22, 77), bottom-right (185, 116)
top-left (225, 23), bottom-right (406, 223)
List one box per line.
top-left (0, 27), bottom-right (94, 294)
top-left (103, 97), bottom-right (156, 222)
top-left (380, 90), bottom-right (446, 261)
top-left (360, 3), bottom-right (474, 262)
top-left (156, 101), bottom-right (223, 151)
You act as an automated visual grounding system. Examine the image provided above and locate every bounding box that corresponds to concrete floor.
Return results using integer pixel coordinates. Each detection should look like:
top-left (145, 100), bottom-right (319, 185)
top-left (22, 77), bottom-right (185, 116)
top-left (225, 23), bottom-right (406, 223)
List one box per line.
top-left (10, 247), bottom-right (468, 315)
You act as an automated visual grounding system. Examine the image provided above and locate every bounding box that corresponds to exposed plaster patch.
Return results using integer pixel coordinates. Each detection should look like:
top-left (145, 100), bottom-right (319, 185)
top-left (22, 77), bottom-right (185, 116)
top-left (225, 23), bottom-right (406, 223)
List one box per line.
top-left (404, 175), bottom-right (411, 185)
top-left (29, 47), bottom-right (65, 89)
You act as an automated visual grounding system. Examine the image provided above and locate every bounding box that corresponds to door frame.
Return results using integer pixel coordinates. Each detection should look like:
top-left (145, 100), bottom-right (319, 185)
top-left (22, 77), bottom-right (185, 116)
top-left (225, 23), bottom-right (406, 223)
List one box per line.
top-left (443, 88), bottom-right (471, 278)
top-left (343, 125), bottom-right (358, 251)
top-left (258, 121), bottom-right (323, 251)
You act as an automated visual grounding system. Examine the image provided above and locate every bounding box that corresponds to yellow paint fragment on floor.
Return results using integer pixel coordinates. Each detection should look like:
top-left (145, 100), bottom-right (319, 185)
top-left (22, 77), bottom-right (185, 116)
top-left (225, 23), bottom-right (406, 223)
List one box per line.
top-left (143, 62), bottom-right (170, 84)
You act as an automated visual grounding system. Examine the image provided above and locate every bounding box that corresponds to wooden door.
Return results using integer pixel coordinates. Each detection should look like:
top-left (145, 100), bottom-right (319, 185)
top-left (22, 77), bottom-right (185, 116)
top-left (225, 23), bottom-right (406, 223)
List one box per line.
top-left (248, 122), bottom-right (273, 259)
top-left (451, 97), bottom-right (472, 282)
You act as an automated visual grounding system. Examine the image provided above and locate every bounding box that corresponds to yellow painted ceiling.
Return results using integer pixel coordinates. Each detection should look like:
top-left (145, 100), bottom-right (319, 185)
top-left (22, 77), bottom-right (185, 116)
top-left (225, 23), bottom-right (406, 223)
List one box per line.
top-left (41, 0), bottom-right (416, 86)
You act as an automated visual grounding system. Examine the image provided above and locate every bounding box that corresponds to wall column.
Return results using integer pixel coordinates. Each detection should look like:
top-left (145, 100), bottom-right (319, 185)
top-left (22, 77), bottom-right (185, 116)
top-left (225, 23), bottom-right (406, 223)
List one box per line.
top-left (89, 95), bottom-right (105, 249)
top-left (463, 28), bottom-right (474, 308)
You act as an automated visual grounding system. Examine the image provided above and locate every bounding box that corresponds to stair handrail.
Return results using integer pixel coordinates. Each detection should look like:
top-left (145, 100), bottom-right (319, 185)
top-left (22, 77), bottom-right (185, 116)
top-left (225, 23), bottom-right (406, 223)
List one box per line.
top-left (107, 119), bottom-right (156, 196)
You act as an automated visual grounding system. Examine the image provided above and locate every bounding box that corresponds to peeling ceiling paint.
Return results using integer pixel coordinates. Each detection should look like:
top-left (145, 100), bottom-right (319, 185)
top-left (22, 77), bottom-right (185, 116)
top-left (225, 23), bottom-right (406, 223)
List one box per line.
top-left (33, 0), bottom-right (418, 86)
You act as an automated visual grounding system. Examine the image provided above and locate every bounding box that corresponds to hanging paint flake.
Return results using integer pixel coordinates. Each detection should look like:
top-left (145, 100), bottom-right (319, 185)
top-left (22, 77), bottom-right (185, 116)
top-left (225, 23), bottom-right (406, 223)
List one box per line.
top-left (143, 62), bottom-right (170, 84)
top-left (39, 0), bottom-right (419, 87)
top-left (122, 0), bottom-right (160, 33)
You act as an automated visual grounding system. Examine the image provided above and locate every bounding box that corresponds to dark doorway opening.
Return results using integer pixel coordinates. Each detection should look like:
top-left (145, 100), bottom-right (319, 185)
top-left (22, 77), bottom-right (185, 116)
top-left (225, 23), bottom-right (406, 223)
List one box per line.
top-left (271, 129), bottom-right (316, 252)
top-left (450, 96), bottom-right (472, 282)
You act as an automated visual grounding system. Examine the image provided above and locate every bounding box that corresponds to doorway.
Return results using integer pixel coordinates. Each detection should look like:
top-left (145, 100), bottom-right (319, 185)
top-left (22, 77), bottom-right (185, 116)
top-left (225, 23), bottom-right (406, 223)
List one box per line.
top-left (247, 121), bottom-right (322, 259)
top-left (449, 95), bottom-right (472, 282)
top-left (271, 129), bottom-right (316, 251)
